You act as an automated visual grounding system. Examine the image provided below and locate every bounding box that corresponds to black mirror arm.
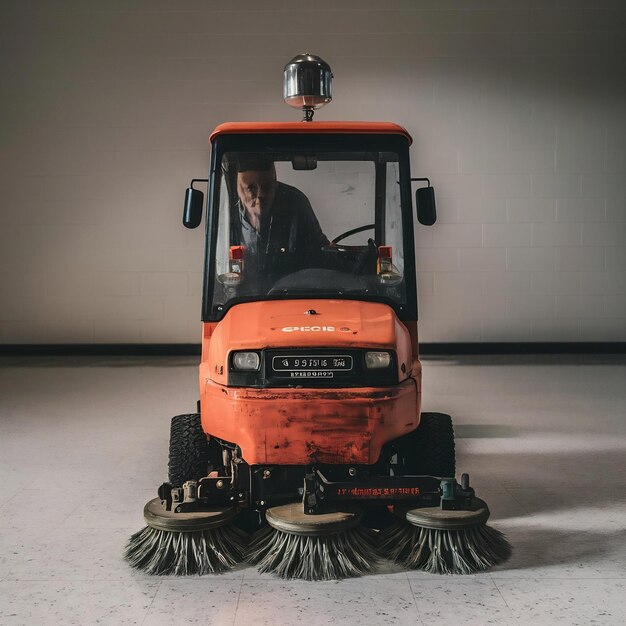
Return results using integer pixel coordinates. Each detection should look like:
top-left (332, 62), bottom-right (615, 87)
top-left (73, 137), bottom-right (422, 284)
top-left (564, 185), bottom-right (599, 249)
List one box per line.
top-left (410, 177), bottom-right (431, 187)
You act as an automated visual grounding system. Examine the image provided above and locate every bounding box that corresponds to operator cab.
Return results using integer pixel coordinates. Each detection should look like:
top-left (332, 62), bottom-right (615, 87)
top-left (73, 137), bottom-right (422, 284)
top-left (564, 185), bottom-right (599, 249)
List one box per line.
top-left (185, 124), bottom-right (437, 323)
top-left (214, 139), bottom-right (411, 317)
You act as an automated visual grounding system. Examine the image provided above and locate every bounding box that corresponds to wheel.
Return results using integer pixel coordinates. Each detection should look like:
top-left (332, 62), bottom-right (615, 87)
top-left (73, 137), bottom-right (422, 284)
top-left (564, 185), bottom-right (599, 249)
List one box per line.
top-left (168, 413), bottom-right (211, 487)
top-left (395, 412), bottom-right (456, 478)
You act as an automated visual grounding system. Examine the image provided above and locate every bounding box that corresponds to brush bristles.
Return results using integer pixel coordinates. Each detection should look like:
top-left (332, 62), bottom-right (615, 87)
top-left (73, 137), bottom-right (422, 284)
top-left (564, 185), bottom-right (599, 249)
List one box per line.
top-left (380, 521), bottom-right (511, 575)
top-left (124, 524), bottom-right (248, 575)
top-left (247, 525), bottom-right (379, 580)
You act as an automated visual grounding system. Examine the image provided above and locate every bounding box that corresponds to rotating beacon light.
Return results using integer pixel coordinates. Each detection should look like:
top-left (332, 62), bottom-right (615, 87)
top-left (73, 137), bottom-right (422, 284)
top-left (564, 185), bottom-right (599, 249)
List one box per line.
top-left (284, 54), bottom-right (332, 121)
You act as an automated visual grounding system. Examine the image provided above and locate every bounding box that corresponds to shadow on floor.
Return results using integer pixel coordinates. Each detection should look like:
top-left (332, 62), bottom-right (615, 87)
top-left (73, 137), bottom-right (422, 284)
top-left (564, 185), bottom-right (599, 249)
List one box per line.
top-left (494, 526), bottom-right (626, 572)
top-left (455, 424), bottom-right (518, 438)
top-left (459, 446), bottom-right (626, 518)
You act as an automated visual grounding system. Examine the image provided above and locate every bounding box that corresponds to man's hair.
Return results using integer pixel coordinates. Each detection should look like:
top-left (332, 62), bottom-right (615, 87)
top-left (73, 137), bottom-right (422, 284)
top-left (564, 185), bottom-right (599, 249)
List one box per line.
top-left (236, 154), bottom-right (275, 173)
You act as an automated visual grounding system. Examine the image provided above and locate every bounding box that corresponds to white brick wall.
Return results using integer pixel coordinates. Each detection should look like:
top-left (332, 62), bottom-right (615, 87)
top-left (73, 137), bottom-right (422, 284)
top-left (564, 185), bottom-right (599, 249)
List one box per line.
top-left (0, 0), bottom-right (625, 343)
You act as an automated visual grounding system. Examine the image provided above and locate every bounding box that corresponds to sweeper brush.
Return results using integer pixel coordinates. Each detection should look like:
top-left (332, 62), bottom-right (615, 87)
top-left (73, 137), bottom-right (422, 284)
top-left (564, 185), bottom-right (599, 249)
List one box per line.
top-left (124, 499), bottom-right (247, 575)
top-left (246, 503), bottom-right (379, 580)
top-left (379, 498), bottom-right (512, 575)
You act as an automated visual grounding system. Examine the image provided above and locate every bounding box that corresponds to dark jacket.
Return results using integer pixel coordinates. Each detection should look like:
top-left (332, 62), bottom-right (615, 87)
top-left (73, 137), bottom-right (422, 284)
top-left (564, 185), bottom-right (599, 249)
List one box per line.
top-left (234, 182), bottom-right (329, 275)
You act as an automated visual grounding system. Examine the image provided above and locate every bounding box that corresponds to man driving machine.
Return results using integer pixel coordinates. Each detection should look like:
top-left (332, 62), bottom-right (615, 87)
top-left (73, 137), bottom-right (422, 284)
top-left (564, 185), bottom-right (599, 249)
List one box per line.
top-left (233, 155), bottom-right (329, 275)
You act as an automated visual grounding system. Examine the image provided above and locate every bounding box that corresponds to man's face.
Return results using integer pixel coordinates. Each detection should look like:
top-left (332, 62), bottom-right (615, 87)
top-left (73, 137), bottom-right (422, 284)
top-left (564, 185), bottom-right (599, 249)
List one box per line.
top-left (237, 169), bottom-right (277, 228)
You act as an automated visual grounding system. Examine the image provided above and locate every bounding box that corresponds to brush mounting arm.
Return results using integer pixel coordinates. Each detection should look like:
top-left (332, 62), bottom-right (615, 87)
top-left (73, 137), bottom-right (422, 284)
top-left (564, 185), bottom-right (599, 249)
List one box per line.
top-left (302, 468), bottom-right (476, 515)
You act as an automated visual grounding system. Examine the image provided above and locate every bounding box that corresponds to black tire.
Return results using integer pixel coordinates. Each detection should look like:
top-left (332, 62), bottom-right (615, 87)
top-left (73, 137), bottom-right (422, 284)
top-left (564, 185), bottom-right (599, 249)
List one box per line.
top-left (168, 413), bottom-right (211, 487)
top-left (395, 412), bottom-right (456, 478)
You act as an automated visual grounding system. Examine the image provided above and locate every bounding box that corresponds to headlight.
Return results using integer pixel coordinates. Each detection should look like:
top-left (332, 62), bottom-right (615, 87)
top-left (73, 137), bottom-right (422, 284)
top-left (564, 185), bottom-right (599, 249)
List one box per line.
top-left (365, 351), bottom-right (392, 369)
top-left (232, 351), bottom-right (260, 371)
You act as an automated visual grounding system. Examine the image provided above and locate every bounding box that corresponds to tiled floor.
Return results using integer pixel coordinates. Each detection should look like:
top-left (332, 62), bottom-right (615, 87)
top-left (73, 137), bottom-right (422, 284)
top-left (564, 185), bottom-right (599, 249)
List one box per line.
top-left (0, 354), bottom-right (624, 625)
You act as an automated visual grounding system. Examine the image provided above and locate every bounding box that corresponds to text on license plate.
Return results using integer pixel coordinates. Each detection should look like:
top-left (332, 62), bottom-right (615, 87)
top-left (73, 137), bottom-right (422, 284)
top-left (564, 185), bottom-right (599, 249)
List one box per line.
top-left (272, 355), bottom-right (353, 373)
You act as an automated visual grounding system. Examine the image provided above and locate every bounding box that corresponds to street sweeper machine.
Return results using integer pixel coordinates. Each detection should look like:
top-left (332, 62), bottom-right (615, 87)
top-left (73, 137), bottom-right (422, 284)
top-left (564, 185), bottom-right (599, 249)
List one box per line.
top-left (125, 55), bottom-right (511, 580)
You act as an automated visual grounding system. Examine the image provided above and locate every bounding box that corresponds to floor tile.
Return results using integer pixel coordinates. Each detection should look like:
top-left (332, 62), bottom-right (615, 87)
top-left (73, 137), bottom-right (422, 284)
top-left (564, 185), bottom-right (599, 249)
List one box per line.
top-left (234, 578), bottom-right (420, 626)
top-left (3, 526), bottom-right (146, 581)
top-left (0, 579), bottom-right (159, 625)
top-left (60, 489), bottom-right (157, 530)
top-left (494, 578), bottom-right (626, 625)
top-left (142, 578), bottom-right (241, 626)
top-left (409, 577), bottom-right (517, 626)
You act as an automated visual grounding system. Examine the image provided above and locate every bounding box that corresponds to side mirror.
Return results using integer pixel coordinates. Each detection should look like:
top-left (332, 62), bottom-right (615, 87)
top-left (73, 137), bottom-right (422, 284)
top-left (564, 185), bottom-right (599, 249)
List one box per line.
top-left (415, 184), bottom-right (437, 226)
top-left (183, 186), bottom-right (204, 229)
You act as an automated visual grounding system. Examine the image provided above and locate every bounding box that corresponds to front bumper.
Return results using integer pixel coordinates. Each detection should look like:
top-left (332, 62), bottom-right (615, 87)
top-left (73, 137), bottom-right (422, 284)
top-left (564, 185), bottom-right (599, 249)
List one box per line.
top-left (200, 376), bottom-right (420, 466)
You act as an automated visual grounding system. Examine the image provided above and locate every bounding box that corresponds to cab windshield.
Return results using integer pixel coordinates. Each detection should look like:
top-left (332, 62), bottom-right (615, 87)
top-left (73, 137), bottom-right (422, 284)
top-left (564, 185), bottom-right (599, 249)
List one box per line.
top-left (209, 149), bottom-right (410, 317)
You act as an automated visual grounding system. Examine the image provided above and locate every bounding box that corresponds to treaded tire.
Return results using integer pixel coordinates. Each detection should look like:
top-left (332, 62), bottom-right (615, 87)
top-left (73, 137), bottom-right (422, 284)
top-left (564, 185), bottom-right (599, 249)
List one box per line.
top-left (396, 412), bottom-right (456, 478)
top-left (168, 413), bottom-right (210, 487)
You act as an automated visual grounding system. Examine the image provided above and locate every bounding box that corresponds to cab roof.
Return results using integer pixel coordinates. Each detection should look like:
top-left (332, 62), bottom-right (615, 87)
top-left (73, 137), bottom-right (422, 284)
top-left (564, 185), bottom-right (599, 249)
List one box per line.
top-left (210, 122), bottom-right (412, 145)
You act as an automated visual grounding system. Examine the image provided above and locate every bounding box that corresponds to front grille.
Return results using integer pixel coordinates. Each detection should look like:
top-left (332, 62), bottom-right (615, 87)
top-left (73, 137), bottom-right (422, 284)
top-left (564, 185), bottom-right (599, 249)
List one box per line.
top-left (227, 348), bottom-right (397, 388)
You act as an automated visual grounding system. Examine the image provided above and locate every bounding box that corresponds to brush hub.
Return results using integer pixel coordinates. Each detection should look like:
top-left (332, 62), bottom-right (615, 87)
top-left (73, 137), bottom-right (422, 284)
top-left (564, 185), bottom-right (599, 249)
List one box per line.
top-left (399, 497), bottom-right (490, 530)
top-left (143, 498), bottom-right (238, 532)
top-left (265, 502), bottom-right (362, 536)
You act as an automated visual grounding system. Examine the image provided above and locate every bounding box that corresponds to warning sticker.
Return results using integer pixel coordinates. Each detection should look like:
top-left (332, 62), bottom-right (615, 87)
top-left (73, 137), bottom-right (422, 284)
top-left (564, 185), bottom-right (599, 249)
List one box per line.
top-left (336, 487), bottom-right (421, 498)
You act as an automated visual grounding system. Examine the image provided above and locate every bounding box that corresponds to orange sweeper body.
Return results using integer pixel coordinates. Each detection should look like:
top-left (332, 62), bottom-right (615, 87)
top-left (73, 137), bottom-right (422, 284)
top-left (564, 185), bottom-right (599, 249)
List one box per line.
top-left (193, 119), bottom-right (423, 470)
top-left (199, 300), bottom-right (422, 466)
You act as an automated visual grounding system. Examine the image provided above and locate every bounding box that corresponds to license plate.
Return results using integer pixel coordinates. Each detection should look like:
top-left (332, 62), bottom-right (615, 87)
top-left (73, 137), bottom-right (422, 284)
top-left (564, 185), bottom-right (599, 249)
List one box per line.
top-left (272, 355), bottom-right (353, 374)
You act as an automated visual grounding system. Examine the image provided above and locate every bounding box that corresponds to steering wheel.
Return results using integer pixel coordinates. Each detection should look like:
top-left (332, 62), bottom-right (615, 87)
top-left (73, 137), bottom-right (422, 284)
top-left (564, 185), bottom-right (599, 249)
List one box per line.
top-left (321, 224), bottom-right (378, 276)
top-left (331, 223), bottom-right (375, 245)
